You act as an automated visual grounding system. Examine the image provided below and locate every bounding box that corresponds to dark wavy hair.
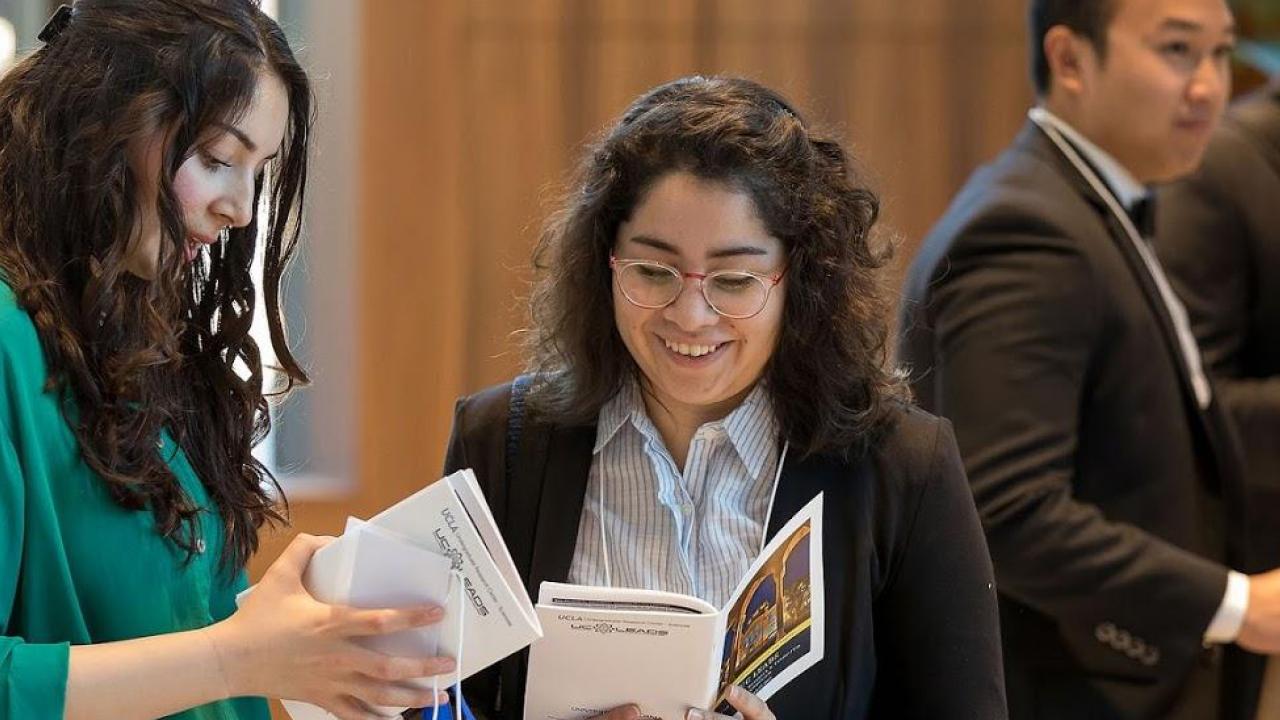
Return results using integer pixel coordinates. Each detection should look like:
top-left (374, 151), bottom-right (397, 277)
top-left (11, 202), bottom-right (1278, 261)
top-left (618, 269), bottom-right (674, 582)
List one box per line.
top-left (526, 76), bottom-right (905, 459)
top-left (0, 0), bottom-right (311, 569)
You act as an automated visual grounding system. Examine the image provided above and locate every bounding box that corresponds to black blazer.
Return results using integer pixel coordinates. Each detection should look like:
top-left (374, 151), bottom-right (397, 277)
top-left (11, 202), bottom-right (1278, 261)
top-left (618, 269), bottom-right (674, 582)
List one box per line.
top-left (444, 382), bottom-right (1007, 719)
top-left (898, 120), bottom-right (1252, 720)
top-left (1158, 84), bottom-right (1280, 575)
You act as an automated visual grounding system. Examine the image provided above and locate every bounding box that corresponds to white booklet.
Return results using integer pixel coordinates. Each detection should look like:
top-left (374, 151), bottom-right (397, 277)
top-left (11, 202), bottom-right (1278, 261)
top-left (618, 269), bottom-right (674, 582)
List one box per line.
top-left (523, 493), bottom-right (824, 720)
top-left (244, 469), bottom-right (543, 720)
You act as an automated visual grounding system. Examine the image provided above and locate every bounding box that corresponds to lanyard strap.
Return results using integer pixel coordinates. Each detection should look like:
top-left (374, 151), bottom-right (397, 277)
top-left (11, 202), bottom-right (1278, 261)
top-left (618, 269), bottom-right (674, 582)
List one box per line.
top-left (427, 572), bottom-right (476, 720)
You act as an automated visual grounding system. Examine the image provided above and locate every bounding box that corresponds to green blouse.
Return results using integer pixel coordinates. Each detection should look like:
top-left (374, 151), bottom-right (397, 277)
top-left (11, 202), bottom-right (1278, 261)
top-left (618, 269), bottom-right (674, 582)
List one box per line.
top-left (0, 284), bottom-right (269, 720)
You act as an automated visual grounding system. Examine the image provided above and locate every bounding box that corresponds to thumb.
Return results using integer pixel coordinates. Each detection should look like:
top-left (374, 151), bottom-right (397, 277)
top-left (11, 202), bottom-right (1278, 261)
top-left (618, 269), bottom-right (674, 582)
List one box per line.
top-left (266, 533), bottom-right (335, 581)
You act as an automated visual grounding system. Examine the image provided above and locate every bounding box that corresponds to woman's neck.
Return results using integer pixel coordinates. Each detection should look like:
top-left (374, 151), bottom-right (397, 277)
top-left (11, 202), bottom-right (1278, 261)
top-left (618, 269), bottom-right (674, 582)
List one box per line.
top-left (639, 383), bottom-right (749, 472)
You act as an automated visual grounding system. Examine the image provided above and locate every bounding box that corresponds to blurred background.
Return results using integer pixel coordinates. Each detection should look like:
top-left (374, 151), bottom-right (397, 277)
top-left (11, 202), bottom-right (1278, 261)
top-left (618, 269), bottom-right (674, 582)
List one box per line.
top-left (0, 2), bottom-right (1274, 716)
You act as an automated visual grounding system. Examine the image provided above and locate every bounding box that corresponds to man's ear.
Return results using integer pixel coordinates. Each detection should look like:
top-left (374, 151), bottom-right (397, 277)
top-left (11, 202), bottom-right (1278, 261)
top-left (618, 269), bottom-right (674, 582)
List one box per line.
top-left (1043, 25), bottom-right (1095, 98)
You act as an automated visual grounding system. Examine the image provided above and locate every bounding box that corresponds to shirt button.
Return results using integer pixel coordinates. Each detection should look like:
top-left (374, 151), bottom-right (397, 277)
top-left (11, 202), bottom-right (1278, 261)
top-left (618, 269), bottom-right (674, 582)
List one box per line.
top-left (195, 538), bottom-right (207, 554)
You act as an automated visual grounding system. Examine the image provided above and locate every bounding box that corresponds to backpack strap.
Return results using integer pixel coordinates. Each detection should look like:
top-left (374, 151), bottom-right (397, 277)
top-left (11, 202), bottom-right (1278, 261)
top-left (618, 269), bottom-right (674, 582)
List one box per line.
top-left (504, 373), bottom-right (533, 510)
top-left (489, 373), bottom-right (534, 717)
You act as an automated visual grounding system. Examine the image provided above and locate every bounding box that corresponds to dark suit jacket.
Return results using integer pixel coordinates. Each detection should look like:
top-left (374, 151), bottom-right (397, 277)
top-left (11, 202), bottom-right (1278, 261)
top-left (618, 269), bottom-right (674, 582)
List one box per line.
top-left (444, 382), bottom-right (1007, 719)
top-left (1158, 84), bottom-right (1280, 575)
top-left (898, 120), bottom-right (1251, 720)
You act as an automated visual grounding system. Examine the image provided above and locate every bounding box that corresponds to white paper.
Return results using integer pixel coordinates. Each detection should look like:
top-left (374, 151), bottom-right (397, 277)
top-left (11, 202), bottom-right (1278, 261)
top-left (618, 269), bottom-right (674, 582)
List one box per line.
top-left (526, 598), bottom-right (723, 720)
top-left (345, 521), bottom-right (454, 670)
top-left (524, 494), bottom-right (825, 720)
top-left (366, 470), bottom-right (542, 678)
top-left (720, 493), bottom-right (824, 709)
top-left (238, 470), bottom-right (542, 720)
top-left (285, 519), bottom-right (455, 719)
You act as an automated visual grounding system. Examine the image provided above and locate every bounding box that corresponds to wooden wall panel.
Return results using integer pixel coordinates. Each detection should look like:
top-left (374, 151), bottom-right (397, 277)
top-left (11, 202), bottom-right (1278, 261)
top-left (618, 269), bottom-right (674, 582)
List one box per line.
top-left (356, 0), bottom-right (470, 519)
top-left (451, 0), bottom-right (1029, 390)
top-left (587, 2), bottom-right (703, 129)
top-left (461, 2), bottom-right (566, 392)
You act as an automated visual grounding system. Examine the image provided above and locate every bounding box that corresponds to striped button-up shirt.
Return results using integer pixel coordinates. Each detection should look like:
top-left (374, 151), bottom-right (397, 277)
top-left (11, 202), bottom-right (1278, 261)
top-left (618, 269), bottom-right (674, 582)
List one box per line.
top-left (566, 380), bottom-right (782, 608)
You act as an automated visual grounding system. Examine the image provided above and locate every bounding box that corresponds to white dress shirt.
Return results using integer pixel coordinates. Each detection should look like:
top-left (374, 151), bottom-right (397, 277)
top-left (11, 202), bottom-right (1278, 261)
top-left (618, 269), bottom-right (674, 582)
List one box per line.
top-left (567, 380), bottom-right (781, 609)
top-left (1029, 107), bottom-right (1249, 645)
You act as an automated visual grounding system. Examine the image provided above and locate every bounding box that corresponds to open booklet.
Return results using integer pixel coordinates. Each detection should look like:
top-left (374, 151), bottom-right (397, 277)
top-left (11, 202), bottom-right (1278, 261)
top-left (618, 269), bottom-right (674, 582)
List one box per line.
top-left (524, 493), bottom-right (824, 720)
top-left (241, 469), bottom-right (543, 720)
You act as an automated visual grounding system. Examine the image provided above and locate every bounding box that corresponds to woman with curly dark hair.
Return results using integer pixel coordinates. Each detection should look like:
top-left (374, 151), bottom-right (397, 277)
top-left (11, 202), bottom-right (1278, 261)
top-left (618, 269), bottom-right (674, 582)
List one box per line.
top-left (445, 76), bottom-right (1007, 719)
top-left (0, 2), bottom-right (452, 719)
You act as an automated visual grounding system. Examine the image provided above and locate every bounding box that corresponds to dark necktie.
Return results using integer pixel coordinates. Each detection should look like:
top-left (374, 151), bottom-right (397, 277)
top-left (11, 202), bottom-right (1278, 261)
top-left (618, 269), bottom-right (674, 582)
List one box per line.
top-left (1128, 195), bottom-right (1156, 239)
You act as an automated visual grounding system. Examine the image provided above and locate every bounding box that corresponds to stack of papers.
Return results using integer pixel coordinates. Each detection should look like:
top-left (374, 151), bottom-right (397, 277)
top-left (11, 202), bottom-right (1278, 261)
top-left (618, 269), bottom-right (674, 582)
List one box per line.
top-left (243, 469), bottom-right (543, 720)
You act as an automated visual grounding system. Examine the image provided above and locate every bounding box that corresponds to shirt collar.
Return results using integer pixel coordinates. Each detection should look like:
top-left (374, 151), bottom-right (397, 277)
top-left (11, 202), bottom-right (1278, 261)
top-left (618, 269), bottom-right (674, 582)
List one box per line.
top-left (718, 383), bottom-right (779, 478)
top-left (1029, 106), bottom-right (1151, 210)
top-left (593, 378), bottom-right (641, 454)
top-left (593, 378), bottom-right (780, 477)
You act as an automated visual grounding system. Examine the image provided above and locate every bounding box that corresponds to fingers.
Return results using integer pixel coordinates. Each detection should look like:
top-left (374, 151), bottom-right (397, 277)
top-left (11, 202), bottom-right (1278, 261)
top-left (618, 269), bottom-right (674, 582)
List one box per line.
top-left (317, 651), bottom-right (454, 719)
top-left (342, 604), bottom-right (446, 637)
top-left (345, 646), bottom-right (457, 682)
top-left (269, 533), bottom-right (336, 578)
top-left (725, 685), bottom-right (775, 720)
top-left (687, 686), bottom-right (774, 720)
top-left (325, 694), bottom-right (405, 720)
top-left (347, 678), bottom-right (450, 710)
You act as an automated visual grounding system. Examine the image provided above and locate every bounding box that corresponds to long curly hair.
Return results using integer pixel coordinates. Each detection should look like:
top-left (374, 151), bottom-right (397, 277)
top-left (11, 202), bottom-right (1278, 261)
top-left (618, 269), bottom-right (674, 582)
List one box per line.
top-left (0, 0), bottom-right (311, 569)
top-left (526, 76), bottom-right (906, 458)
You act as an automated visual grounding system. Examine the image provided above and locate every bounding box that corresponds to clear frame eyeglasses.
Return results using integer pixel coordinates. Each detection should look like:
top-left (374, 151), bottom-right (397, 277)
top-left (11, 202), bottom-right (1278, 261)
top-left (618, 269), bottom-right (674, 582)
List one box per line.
top-left (609, 255), bottom-right (785, 320)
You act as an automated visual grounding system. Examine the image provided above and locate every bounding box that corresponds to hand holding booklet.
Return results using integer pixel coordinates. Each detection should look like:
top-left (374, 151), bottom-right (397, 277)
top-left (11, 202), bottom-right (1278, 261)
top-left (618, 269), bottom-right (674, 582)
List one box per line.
top-left (524, 493), bottom-right (825, 720)
top-left (250, 469), bottom-right (543, 720)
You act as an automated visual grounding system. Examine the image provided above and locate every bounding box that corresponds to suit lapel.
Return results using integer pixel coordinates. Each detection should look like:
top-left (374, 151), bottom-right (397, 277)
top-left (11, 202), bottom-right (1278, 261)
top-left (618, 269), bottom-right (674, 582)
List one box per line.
top-left (1023, 122), bottom-right (1245, 501)
top-left (765, 452), bottom-right (835, 541)
top-left (1023, 123), bottom-right (1211, 427)
top-left (1100, 211), bottom-right (1211, 420)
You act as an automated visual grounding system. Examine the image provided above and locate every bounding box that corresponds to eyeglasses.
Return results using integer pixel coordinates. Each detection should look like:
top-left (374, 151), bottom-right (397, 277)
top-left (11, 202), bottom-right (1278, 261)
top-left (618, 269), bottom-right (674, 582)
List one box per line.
top-left (609, 255), bottom-right (785, 319)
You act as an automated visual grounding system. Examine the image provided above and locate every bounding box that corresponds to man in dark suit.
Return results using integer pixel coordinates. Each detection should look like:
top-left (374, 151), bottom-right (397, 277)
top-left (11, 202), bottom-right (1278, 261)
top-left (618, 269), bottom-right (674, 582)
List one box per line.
top-left (1157, 75), bottom-right (1280, 720)
top-left (898, 1), bottom-right (1280, 718)
top-left (1158, 79), bottom-right (1280, 575)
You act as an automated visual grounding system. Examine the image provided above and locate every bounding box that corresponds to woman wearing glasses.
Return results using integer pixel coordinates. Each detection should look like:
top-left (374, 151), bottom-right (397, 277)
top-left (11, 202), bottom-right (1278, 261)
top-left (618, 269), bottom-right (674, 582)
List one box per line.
top-left (0, 2), bottom-right (452, 719)
top-left (445, 76), bottom-right (1006, 719)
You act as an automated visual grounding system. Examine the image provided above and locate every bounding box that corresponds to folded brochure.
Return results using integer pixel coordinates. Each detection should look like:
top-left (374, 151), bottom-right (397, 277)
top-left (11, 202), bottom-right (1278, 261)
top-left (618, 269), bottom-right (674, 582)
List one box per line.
top-left (524, 493), bottom-right (824, 720)
top-left (242, 469), bottom-right (543, 720)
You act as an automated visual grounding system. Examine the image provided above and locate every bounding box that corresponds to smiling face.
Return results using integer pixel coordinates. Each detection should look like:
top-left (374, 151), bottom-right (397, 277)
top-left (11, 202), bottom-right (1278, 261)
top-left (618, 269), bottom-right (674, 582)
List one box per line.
top-left (125, 70), bottom-right (289, 278)
top-left (612, 171), bottom-right (786, 425)
top-left (1051, 0), bottom-right (1235, 182)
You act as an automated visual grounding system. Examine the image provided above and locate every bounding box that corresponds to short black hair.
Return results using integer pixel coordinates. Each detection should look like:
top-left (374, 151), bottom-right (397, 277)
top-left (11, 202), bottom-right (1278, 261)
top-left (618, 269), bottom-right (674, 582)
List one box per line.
top-left (1029, 0), bottom-right (1118, 95)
